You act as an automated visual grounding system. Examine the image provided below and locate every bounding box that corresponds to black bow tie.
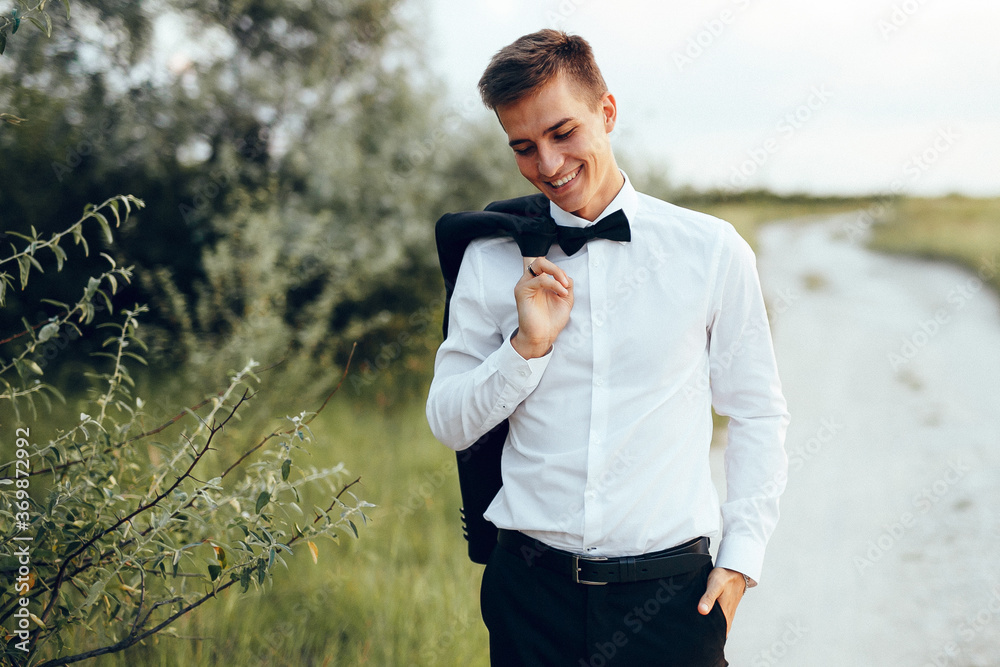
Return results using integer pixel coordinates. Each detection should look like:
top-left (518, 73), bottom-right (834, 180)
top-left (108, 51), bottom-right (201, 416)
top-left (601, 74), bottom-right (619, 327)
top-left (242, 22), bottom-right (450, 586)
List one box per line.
top-left (436, 205), bottom-right (631, 279)
top-left (552, 209), bottom-right (631, 256)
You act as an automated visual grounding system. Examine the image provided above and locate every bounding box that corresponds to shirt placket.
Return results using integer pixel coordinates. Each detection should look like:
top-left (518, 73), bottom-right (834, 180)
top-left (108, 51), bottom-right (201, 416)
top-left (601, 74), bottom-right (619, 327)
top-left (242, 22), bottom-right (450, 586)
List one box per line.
top-left (582, 242), bottom-right (610, 551)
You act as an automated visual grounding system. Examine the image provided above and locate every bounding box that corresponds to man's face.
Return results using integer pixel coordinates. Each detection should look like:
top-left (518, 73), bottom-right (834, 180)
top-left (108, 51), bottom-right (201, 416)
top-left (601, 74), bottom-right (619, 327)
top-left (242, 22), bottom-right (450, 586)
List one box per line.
top-left (496, 73), bottom-right (622, 222)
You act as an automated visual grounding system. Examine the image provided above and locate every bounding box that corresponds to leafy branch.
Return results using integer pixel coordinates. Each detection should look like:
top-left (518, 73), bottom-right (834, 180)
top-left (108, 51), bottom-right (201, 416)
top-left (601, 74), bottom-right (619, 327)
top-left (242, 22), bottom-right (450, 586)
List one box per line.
top-left (0, 194), bottom-right (143, 306)
top-left (0, 195), bottom-right (143, 421)
top-left (0, 0), bottom-right (70, 57)
top-left (0, 194), bottom-right (370, 666)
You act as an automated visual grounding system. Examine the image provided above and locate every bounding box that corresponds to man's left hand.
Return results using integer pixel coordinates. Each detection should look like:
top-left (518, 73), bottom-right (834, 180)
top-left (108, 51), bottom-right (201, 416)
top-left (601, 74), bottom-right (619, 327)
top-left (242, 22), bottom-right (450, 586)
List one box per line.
top-left (697, 567), bottom-right (746, 636)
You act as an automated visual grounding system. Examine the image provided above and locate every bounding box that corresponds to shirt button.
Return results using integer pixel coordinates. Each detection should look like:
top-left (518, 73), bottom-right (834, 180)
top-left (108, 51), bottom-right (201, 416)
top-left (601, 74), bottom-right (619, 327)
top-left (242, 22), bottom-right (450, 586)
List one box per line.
top-left (593, 259), bottom-right (602, 268)
top-left (594, 376), bottom-right (604, 386)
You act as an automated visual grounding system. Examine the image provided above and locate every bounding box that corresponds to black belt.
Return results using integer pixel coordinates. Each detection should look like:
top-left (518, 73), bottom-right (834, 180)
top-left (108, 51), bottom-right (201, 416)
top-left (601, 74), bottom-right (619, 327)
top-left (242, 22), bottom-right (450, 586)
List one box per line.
top-left (497, 529), bottom-right (712, 585)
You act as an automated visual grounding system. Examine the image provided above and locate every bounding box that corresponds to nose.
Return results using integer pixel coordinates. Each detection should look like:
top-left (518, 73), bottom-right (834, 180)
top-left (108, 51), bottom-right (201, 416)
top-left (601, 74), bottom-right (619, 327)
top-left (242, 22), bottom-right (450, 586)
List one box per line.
top-left (536, 143), bottom-right (564, 179)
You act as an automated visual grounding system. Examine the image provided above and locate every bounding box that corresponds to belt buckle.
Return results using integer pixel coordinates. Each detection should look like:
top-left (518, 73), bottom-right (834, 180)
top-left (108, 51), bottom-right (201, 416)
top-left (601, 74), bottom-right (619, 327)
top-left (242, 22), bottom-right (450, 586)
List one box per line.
top-left (572, 554), bottom-right (608, 585)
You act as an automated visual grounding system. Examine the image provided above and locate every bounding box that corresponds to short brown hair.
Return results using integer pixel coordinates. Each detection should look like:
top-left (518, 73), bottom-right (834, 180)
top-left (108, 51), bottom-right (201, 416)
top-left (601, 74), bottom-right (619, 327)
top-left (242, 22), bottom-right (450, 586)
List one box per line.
top-left (478, 29), bottom-right (608, 110)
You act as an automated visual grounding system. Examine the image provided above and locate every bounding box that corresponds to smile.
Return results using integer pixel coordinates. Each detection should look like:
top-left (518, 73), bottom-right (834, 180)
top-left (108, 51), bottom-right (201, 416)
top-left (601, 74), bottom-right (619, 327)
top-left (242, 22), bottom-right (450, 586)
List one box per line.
top-left (549, 167), bottom-right (581, 189)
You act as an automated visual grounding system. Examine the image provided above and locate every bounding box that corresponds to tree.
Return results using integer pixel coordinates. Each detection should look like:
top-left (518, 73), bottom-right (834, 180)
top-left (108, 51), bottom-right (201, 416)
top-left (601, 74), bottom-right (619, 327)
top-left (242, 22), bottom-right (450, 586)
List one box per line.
top-left (0, 0), bottom-right (488, 399)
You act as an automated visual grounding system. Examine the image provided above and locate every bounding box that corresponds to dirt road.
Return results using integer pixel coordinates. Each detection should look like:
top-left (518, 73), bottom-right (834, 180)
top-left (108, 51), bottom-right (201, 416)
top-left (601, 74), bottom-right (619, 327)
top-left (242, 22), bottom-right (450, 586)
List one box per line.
top-left (716, 214), bottom-right (1000, 667)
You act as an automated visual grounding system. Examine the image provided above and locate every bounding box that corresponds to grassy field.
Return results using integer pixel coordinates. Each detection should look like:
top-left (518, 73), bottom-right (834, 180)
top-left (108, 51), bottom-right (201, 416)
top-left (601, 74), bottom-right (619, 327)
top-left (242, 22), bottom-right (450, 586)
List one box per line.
top-left (76, 396), bottom-right (491, 667)
top-left (692, 196), bottom-right (877, 250)
top-left (869, 195), bottom-right (1000, 294)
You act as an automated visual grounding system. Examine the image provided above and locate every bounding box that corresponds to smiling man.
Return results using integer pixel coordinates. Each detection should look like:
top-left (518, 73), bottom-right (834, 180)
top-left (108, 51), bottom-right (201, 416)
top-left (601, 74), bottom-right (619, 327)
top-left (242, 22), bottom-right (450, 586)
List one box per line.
top-left (426, 29), bottom-right (789, 666)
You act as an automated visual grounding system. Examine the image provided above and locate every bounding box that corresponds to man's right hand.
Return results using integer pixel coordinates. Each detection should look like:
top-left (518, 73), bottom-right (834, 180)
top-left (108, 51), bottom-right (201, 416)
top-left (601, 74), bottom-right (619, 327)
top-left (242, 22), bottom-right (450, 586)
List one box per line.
top-left (511, 256), bottom-right (574, 359)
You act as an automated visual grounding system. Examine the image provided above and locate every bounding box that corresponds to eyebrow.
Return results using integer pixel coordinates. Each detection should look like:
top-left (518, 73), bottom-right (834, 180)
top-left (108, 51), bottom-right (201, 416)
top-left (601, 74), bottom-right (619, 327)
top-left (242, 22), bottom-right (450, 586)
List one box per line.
top-left (508, 117), bottom-right (574, 147)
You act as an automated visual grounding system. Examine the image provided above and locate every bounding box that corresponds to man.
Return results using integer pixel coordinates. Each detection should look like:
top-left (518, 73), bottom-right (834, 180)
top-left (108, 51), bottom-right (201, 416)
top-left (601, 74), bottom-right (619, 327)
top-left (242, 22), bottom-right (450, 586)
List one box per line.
top-left (426, 29), bottom-right (788, 665)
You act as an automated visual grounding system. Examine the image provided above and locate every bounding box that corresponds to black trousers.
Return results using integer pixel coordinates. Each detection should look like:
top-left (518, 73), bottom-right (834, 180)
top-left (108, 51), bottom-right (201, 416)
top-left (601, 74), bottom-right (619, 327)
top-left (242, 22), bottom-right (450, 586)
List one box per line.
top-left (480, 544), bottom-right (728, 666)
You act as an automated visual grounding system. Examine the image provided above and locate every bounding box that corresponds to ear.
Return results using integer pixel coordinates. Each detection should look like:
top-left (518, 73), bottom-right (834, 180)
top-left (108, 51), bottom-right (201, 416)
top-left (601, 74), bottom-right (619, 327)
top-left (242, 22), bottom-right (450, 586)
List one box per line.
top-left (600, 92), bottom-right (617, 134)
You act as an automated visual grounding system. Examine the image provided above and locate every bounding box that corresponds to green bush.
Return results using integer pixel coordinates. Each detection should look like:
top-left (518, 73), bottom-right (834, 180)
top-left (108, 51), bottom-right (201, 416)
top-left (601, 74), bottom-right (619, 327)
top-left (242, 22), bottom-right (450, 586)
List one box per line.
top-left (0, 200), bottom-right (371, 666)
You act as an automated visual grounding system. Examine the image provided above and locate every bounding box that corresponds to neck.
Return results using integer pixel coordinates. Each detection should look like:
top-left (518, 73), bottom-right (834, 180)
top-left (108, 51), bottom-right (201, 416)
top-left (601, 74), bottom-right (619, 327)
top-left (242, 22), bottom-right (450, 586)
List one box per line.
top-left (576, 168), bottom-right (625, 221)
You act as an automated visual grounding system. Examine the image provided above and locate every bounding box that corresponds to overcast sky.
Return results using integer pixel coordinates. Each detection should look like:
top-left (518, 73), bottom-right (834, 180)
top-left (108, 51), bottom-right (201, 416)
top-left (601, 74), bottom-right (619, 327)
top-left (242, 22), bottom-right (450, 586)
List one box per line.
top-left (419, 0), bottom-right (999, 197)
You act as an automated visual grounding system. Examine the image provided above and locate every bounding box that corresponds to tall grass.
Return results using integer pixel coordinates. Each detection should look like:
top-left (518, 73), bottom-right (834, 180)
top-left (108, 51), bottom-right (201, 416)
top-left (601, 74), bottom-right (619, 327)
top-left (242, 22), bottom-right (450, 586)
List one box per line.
top-left (870, 195), bottom-right (1000, 293)
top-left (75, 394), bottom-right (489, 666)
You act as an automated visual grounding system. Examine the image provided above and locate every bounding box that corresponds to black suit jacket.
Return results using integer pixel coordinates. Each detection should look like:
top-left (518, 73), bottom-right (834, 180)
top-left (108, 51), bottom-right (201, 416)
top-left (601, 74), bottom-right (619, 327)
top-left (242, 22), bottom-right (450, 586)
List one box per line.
top-left (433, 193), bottom-right (552, 564)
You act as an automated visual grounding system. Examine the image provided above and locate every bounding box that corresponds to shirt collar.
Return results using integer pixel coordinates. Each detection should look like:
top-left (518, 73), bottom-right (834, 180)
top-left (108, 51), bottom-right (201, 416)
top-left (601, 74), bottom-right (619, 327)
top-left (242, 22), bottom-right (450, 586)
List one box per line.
top-left (548, 170), bottom-right (639, 229)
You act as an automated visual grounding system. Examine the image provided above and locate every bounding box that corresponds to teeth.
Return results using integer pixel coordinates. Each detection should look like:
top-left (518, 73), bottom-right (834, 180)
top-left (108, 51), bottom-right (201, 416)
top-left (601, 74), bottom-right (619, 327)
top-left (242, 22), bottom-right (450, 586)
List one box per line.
top-left (551, 168), bottom-right (580, 188)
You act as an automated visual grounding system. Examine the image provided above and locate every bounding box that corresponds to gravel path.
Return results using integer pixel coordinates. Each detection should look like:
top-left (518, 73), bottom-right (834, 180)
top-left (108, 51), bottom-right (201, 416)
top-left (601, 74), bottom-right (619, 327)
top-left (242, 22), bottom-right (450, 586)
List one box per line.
top-left (714, 214), bottom-right (1000, 667)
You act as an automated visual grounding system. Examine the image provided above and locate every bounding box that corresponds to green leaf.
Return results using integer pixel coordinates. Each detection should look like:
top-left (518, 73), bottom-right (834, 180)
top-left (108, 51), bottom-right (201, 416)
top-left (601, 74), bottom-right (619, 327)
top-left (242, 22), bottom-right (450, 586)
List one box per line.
top-left (38, 322), bottom-right (59, 343)
top-left (348, 520), bottom-right (358, 538)
top-left (17, 255), bottom-right (30, 289)
top-left (82, 580), bottom-right (105, 609)
top-left (208, 564), bottom-right (221, 581)
top-left (23, 359), bottom-right (44, 376)
top-left (0, 32), bottom-right (6, 57)
top-left (255, 491), bottom-right (270, 514)
top-left (51, 242), bottom-right (67, 271)
top-left (240, 568), bottom-right (250, 592)
top-left (281, 459), bottom-right (291, 481)
top-left (61, 0), bottom-right (70, 20)
top-left (94, 212), bottom-right (113, 243)
top-left (43, 11), bottom-right (52, 37)
top-left (83, 275), bottom-right (100, 302)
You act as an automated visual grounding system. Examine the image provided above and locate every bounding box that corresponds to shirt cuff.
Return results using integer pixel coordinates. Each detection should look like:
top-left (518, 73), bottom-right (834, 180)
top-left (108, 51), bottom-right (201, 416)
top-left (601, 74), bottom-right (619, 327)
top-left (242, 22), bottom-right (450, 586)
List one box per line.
top-left (478, 331), bottom-right (551, 426)
top-left (714, 533), bottom-right (767, 585)
top-left (495, 328), bottom-right (552, 380)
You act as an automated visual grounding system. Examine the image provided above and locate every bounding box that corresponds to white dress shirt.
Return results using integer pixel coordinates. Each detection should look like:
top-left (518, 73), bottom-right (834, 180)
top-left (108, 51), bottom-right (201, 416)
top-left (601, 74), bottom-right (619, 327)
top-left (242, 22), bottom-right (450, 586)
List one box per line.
top-left (425, 173), bottom-right (789, 582)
